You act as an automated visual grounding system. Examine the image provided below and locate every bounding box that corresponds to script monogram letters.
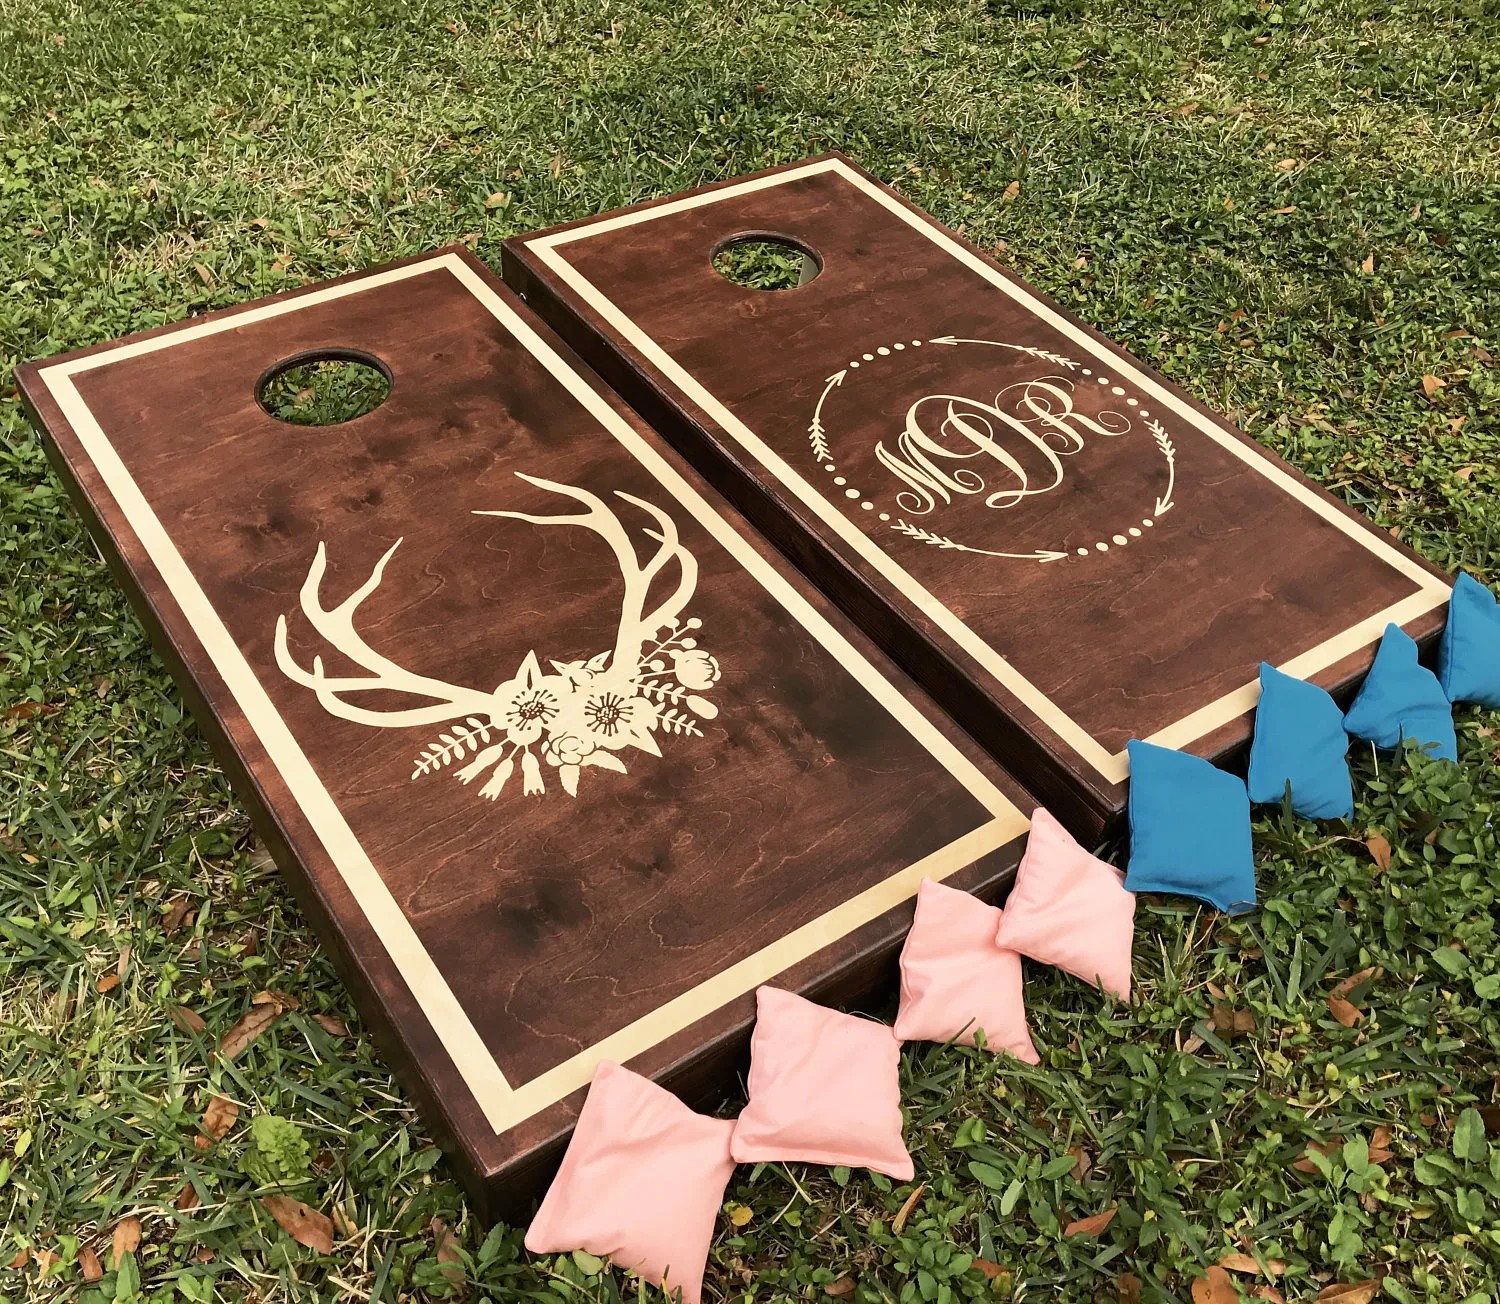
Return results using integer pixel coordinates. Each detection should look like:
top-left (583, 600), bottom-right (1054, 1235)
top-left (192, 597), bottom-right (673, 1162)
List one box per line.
top-left (874, 378), bottom-right (1131, 517)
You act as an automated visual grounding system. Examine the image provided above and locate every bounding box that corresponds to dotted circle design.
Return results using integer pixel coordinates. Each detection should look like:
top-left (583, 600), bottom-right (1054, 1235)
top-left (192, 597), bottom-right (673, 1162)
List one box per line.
top-left (813, 337), bottom-right (1171, 561)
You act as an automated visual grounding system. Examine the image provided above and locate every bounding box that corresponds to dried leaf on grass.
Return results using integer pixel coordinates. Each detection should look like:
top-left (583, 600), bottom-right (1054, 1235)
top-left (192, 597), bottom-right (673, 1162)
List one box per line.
top-left (1192, 1266), bottom-right (1240, 1303)
top-left (2, 701), bottom-right (59, 721)
top-left (1329, 967), bottom-right (1381, 1026)
top-left (1063, 1205), bottom-right (1117, 1237)
top-left (171, 1002), bottom-right (204, 1032)
top-left (253, 989), bottom-right (300, 1012)
top-left (219, 1002), bottom-right (282, 1059)
top-left (314, 1014), bottom-right (350, 1039)
top-left (110, 1216), bottom-right (141, 1269)
top-left (892, 1183), bottom-right (925, 1234)
top-left (261, 1195), bottom-right (335, 1253)
top-left (201, 1095), bottom-right (239, 1142)
top-left (1292, 1138), bottom-right (1342, 1173)
top-left (1328, 995), bottom-right (1362, 1027)
top-left (1332, 968), bottom-right (1381, 1000)
top-left (432, 1217), bottom-right (464, 1288)
top-left (1218, 1251), bottom-right (1287, 1275)
top-left (1315, 1283), bottom-right (1381, 1303)
top-left (162, 896), bottom-right (193, 935)
top-left (1210, 1004), bottom-right (1257, 1039)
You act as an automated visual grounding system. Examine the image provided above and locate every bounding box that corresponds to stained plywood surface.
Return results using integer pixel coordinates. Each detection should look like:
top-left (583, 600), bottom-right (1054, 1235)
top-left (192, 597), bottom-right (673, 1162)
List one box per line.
top-left (18, 247), bottom-right (1032, 1217)
top-left (504, 155), bottom-right (1452, 834)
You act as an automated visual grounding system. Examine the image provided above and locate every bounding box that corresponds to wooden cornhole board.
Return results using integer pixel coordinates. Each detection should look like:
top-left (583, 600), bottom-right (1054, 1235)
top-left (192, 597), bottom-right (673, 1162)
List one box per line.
top-left (16, 248), bottom-right (1033, 1220)
top-left (504, 154), bottom-right (1454, 837)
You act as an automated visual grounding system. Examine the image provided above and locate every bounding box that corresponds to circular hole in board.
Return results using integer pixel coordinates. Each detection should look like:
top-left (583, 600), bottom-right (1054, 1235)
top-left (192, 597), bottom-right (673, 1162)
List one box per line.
top-left (256, 350), bottom-right (392, 426)
top-left (711, 235), bottom-right (822, 291)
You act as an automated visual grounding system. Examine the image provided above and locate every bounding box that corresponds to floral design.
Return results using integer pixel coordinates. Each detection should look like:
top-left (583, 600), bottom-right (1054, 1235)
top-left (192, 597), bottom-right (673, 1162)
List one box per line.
top-left (670, 648), bottom-right (721, 691)
top-left (420, 618), bottom-right (717, 801)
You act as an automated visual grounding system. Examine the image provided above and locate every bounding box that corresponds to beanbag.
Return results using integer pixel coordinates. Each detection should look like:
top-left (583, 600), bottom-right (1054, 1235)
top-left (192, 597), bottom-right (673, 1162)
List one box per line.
top-left (1246, 662), bottom-right (1353, 820)
top-left (1343, 623), bottom-right (1456, 761)
top-left (894, 877), bottom-right (1038, 1060)
top-left (992, 807), bottom-right (1135, 999)
top-left (1438, 571), bottom-right (1500, 708)
top-left (1125, 740), bottom-right (1256, 915)
top-left (730, 987), bottom-right (912, 1180)
top-left (525, 1061), bottom-right (736, 1304)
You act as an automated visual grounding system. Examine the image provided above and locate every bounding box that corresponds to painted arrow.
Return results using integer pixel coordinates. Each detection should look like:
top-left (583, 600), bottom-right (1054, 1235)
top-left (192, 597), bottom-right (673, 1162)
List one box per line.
top-left (1149, 421), bottom-right (1176, 516)
top-left (807, 369), bottom-right (846, 463)
top-left (927, 336), bottom-right (1080, 368)
top-left (891, 519), bottom-right (1069, 562)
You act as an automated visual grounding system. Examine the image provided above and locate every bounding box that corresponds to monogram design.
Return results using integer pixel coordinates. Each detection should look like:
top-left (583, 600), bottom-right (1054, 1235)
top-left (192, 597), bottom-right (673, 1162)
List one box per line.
top-left (876, 379), bottom-right (1132, 517)
top-left (807, 336), bottom-right (1177, 563)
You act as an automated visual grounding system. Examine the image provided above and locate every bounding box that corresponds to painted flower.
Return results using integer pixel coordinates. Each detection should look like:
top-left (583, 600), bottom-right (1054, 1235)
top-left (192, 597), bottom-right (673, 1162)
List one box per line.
top-left (542, 732), bottom-right (595, 767)
top-left (554, 671), bottom-right (661, 756)
top-left (490, 651), bottom-right (566, 746)
top-left (670, 648), bottom-right (721, 691)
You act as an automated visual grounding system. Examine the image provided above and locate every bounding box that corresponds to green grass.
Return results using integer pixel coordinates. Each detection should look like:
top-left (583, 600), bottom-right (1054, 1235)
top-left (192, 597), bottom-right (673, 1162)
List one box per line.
top-left (2, 0), bottom-right (1499, 1300)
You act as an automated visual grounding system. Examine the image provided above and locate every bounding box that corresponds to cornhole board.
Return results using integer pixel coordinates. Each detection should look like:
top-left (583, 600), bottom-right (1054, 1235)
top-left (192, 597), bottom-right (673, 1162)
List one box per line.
top-left (503, 154), bottom-right (1455, 838)
top-left (16, 247), bottom-right (1033, 1221)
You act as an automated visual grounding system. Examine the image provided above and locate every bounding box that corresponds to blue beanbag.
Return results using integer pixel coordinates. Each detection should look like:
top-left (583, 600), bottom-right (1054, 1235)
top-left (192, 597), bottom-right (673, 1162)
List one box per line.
top-left (1125, 739), bottom-right (1256, 915)
top-left (1343, 623), bottom-right (1456, 761)
top-left (1247, 663), bottom-right (1353, 820)
top-left (1438, 572), bottom-right (1500, 709)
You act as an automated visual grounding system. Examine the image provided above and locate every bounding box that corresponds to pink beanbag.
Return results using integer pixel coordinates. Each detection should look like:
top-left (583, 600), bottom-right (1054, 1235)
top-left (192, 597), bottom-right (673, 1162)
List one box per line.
top-left (525, 1061), bottom-right (736, 1304)
top-left (993, 807), bottom-right (1136, 1000)
top-left (894, 878), bottom-right (1039, 1062)
top-left (730, 987), bottom-right (913, 1180)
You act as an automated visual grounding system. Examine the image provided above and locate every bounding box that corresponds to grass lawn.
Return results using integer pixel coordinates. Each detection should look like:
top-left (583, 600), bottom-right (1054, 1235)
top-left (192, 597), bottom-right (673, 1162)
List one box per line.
top-left (2, 0), bottom-right (1499, 1300)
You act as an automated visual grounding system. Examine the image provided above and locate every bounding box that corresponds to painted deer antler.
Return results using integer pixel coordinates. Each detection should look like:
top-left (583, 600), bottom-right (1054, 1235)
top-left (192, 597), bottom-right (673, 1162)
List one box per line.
top-left (273, 473), bottom-right (720, 804)
top-left (476, 472), bottom-right (698, 675)
top-left (273, 538), bottom-right (499, 727)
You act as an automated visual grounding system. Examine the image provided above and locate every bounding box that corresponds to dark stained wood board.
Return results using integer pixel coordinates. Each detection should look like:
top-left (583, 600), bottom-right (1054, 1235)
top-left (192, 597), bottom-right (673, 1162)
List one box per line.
top-left (502, 155), bottom-right (1454, 837)
top-left (16, 247), bottom-right (1034, 1221)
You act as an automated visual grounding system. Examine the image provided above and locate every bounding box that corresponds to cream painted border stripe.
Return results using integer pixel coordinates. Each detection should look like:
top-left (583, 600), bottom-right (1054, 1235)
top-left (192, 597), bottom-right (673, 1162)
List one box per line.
top-left (37, 253), bottom-right (1024, 1134)
top-left (528, 158), bottom-right (1452, 785)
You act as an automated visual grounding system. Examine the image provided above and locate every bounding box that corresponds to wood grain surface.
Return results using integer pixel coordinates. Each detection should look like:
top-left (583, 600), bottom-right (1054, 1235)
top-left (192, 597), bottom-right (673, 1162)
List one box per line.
top-left (17, 247), bottom-right (1032, 1220)
top-left (504, 155), bottom-right (1453, 836)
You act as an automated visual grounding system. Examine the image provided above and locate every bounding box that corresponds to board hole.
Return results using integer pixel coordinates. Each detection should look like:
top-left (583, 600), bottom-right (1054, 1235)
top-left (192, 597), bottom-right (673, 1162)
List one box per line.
top-left (257, 351), bottom-right (391, 426)
top-left (712, 236), bottom-right (821, 291)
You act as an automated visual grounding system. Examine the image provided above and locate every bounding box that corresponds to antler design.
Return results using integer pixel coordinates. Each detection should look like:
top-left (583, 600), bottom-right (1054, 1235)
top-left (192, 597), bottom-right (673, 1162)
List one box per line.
top-left (273, 539), bottom-right (499, 727)
top-left (273, 474), bottom-right (721, 805)
top-left (476, 473), bottom-right (698, 676)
